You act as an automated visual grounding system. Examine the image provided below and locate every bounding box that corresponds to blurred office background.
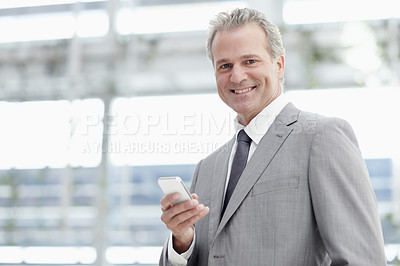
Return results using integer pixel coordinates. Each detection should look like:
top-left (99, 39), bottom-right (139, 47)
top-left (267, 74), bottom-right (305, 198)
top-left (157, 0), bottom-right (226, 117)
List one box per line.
top-left (0, 0), bottom-right (399, 265)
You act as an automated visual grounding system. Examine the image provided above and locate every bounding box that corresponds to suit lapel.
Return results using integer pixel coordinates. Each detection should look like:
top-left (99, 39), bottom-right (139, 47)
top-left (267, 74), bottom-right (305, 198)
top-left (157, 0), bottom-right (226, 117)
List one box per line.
top-left (213, 103), bottom-right (300, 243)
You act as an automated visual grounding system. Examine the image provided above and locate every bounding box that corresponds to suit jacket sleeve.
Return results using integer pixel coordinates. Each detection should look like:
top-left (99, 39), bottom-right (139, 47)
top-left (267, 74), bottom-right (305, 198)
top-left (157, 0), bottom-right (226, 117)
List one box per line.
top-left (309, 117), bottom-right (386, 265)
top-left (159, 160), bottom-right (203, 266)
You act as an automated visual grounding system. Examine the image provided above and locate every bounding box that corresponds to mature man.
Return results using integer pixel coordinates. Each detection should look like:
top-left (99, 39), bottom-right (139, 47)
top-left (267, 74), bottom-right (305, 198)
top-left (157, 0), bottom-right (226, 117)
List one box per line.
top-left (160, 7), bottom-right (386, 265)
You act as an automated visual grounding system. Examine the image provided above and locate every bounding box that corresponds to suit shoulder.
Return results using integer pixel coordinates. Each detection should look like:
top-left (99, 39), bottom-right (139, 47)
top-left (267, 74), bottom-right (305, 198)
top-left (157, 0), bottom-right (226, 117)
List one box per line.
top-left (297, 109), bottom-right (359, 149)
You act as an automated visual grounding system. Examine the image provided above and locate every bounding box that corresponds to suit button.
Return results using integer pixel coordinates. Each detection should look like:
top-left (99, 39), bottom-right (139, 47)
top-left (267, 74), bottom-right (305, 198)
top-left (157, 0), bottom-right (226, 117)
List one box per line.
top-left (213, 255), bottom-right (225, 259)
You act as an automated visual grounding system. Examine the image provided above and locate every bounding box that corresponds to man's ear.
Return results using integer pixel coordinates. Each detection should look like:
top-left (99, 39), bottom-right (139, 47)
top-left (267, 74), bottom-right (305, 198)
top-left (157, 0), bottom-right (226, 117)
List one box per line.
top-left (276, 55), bottom-right (285, 79)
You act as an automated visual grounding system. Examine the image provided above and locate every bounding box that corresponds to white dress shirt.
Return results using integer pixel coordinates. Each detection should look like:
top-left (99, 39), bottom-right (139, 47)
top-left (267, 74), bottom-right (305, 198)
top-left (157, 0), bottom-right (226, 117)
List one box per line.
top-left (167, 93), bottom-right (289, 265)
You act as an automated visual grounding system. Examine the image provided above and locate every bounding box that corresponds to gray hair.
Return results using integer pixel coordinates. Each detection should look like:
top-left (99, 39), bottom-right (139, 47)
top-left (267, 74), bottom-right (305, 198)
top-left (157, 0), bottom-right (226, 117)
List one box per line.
top-left (206, 8), bottom-right (285, 63)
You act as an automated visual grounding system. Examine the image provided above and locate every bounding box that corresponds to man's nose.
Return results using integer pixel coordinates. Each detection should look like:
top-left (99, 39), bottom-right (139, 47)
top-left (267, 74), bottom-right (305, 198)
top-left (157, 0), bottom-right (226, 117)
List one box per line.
top-left (230, 65), bottom-right (247, 84)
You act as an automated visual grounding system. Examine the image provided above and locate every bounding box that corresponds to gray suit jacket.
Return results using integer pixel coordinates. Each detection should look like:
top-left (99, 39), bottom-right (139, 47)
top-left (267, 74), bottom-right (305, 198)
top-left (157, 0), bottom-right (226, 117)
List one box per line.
top-left (160, 103), bottom-right (386, 266)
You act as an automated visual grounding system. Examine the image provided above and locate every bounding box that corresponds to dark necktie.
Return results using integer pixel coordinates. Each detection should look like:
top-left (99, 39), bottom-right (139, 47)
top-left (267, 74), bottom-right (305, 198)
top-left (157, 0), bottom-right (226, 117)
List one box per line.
top-left (222, 129), bottom-right (252, 214)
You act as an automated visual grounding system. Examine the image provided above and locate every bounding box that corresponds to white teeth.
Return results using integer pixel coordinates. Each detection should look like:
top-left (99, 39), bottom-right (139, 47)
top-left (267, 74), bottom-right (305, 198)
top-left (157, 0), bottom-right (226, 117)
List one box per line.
top-left (234, 87), bottom-right (254, 94)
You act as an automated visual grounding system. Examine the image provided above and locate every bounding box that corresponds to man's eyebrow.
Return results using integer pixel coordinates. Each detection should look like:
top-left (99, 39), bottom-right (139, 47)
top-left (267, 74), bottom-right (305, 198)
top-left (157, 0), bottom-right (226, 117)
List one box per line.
top-left (240, 54), bottom-right (261, 60)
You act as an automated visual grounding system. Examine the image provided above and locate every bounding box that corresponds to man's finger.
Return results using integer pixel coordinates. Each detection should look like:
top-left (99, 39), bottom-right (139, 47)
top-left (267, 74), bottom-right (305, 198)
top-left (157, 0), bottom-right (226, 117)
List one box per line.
top-left (174, 206), bottom-right (210, 232)
top-left (160, 192), bottom-right (181, 212)
top-left (168, 204), bottom-right (206, 229)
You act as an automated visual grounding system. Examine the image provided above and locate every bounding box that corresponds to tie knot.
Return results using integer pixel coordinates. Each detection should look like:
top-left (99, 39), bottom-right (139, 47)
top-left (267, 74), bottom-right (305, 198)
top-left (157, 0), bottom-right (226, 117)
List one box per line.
top-left (237, 129), bottom-right (251, 144)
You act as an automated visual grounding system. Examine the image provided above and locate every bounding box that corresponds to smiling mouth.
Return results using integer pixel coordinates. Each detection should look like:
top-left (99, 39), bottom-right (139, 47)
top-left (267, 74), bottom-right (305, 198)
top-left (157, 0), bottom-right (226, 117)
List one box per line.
top-left (232, 86), bottom-right (256, 94)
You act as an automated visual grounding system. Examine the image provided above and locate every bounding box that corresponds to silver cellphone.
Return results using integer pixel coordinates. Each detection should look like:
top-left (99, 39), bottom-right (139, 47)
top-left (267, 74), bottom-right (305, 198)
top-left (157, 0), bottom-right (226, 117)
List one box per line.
top-left (158, 176), bottom-right (193, 205)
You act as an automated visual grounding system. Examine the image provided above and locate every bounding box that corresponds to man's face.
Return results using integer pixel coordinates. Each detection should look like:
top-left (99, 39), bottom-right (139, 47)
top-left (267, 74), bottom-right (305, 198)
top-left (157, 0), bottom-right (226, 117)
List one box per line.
top-left (211, 23), bottom-right (284, 126)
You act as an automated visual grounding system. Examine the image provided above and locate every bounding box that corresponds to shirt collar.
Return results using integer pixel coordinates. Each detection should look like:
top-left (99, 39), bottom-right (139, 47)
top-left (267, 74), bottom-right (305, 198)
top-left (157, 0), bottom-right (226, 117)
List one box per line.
top-left (234, 93), bottom-right (289, 145)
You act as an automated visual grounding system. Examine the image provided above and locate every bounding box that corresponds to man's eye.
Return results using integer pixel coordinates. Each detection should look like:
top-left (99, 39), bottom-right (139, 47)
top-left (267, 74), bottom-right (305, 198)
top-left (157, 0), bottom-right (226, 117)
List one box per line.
top-left (220, 64), bottom-right (231, 69)
top-left (247, 59), bottom-right (256, 64)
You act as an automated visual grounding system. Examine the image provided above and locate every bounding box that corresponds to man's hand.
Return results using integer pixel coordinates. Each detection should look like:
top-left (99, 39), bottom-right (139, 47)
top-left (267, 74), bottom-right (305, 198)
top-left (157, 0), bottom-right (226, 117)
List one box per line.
top-left (160, 193), bottom-right (210, 254)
